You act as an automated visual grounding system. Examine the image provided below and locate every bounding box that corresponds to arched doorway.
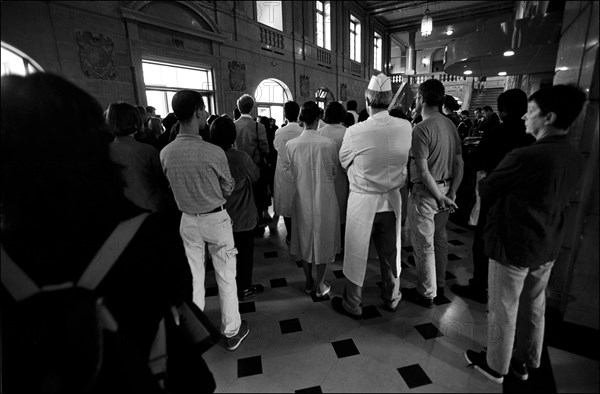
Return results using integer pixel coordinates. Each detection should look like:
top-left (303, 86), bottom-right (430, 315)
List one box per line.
top-left (254, 78), bottom-right (292, 126)
top-left (1, 41), bottom-right (43, 76)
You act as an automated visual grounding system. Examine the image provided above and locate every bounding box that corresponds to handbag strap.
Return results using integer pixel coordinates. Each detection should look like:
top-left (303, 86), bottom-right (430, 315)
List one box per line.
top-left (1, 213), bottom-right (150, 301)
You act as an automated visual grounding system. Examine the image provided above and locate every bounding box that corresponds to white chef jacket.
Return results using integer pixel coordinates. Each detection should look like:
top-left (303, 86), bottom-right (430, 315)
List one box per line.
top-left (273, 122), bottom-right (303, 217)
top-left (339, 110), bottom-right (412, 286)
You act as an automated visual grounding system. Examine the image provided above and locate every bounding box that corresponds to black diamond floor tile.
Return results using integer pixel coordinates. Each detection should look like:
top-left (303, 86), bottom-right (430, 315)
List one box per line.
top-left (238, 355), bottom-right (262, 378)
top-left (451, 228), bottom-right (467, 234)
top-left (445, 271), bottom-right (456, 280)
top-left (448, 239), bottom-right (464, 246)
top-left (331, 338), bottom-right (360, 358)
top-left (447, 253), bottom-right (461, 261)
top-left (296, 260), bottom-right (303, 268)
top-left (434, 294), bottom-right (451, 305)
top-left (239, 301), bottom-right (256, 314)
top-left (295, 386), bottom-right (323, 393)
top-left (206, 286), bottom-right (218, 297)
top-left (270, 278), bottom-right (288, 288)
top-left (333, 269), bottom-right (345, 279)
top-left (407, 255), bottom-right (415, 266)
top-left (310, 292), bottom-right (331, 302)
top-left (279, 318), bottom-right (302, 334)
top-left (376, 281), bottom-right (383, 289)
top-left (401, 262), bottom-right (409, 269)
top-left (414, 322), bottom-right (443, 340)
top-left (361, 305), bottom-right (382, 319)
top-left (402, 246), bottom-right (414, 253)
top-left (397, 364), bottom-right (432, 388)
top-left (264, 251), bottom-right (278, 258)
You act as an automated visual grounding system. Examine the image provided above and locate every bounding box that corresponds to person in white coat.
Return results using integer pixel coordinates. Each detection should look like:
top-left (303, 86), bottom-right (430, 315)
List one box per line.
top-left (273, 101), bottom-right (303, 244)
top-left (331, 74), bottom-right (412, 318)
top-left (287, 101), bottom-right (340, 297)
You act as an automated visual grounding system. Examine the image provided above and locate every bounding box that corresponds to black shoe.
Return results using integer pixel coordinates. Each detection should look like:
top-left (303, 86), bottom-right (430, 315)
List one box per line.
top-left (464, 350), bottom-right (504, 384)
top-left (382, 303), bottom-right (400, 312)
top-left (510, 357), bottom-right (529, 381)
top-left (239, 284), bottom-right (264, 300)
top-left (402, 287), bottom-right (434, 308)
top-left (331, 296), bottom-right (362, 320)
top-left (451, 284), bottom-right (487, 304)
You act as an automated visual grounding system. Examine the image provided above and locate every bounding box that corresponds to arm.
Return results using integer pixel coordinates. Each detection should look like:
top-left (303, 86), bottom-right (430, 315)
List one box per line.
top-left (478, 150), bottom-right (524, 205)
top-left (414, 158), bottom-right (457, 210)
top-left (257, 123), bottom-right (270, 155)
top-left (339, 130), bottom-right (354, 171)
top-left (448, 153), bottom-right (463, 201)
top-left (215, 152), bottom-right (235, 197)
top-left (245, 153), bottom-right (260, 183)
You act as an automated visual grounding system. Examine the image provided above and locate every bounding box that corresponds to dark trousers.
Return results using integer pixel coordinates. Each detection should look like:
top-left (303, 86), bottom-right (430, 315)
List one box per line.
top-left (233, 230), bottom-right (255, 293)
top-left (283, 216), bottom-right (291, 241)
top-left (470, 200), bottom-right (490, 291)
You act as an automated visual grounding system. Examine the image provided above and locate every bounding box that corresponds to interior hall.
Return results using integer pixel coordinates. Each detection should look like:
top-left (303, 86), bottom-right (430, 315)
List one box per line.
top-left (1, 1), bottom-right (598, 393)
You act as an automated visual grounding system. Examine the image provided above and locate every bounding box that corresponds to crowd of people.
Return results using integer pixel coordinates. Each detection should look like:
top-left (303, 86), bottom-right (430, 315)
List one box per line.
top-left (1, 71), bottom-right (587, 391)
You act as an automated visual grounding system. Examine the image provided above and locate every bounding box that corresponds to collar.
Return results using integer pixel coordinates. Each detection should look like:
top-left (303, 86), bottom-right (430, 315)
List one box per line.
top-left (176, 133), bottom-right (203, 140)
top-left (240, 114), bottom-right (253, 119)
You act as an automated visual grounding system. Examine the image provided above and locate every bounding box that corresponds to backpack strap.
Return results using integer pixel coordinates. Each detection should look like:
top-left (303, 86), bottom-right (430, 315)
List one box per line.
top-left (77, 213), bottom-right (149, 290)
top-left (1, 213), bottom-right (150, 301)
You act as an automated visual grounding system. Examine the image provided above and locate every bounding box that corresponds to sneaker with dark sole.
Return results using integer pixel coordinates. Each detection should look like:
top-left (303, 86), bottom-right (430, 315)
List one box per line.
top-left (402, 287), bottom-right (434, 308)
top-left (331, 296), bottom-right (362, 320)
top-left (226, 320), bottom-right (250, 351)
top-left (464, 349), bottom-right (504, 384)
top-left (510, 358), bottom-right (529, 381)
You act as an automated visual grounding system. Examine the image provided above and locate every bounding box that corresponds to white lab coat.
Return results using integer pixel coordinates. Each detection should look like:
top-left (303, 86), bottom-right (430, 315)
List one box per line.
top-left (287, 129), bottom-right (341, 264)
top-left (339, 111), bottom-right (412, 286)
top-left (317, 123), bottom-right (349, 224)
top-left (273, 122), bottom-right (303, 217)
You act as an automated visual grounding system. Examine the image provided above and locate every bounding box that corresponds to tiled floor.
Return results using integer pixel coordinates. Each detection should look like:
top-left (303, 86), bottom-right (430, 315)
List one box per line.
top-left (200, 214), bottom-right (599, 393)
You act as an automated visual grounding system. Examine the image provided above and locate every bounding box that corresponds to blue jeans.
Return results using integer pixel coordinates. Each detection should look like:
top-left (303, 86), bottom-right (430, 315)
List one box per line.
top-left (407, 183), bottom-right (450, 299)
top-left (486, 259), bottom-right (554, 375)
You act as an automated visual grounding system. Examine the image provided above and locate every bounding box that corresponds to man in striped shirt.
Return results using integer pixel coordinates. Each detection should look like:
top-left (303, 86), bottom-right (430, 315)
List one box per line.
top-left (160, 90), bottom-right (249, 351)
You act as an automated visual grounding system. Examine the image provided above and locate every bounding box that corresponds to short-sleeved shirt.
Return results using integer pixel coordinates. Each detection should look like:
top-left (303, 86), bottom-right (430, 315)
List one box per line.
top-left (409, 112), bottom-right (462, 184)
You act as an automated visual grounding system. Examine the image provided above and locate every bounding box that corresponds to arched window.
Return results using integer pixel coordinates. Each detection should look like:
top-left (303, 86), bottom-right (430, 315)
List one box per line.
top-left (254, 78), bottom-right (292, 126)
top-left (1, 41), bottom-right (43, 76)
top-left (315, 87), bottom-right (335, 109)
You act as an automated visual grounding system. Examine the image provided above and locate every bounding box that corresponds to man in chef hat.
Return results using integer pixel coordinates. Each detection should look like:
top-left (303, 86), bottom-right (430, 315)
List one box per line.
top-left (331, 73), bottom-right (412, 318)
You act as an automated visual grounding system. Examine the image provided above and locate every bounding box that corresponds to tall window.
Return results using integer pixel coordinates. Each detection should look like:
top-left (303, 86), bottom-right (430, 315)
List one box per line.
top-left (316, 1), bottom-right (331, 50)
top-left (373, 32), bottom-right (382, 71)
top-left (255, 78), bottom-right (292, 126)
top-left (142, 60), bottom-right (215, 117)
top-left (256, 1), bottom-right (283, 31)
top-left (350, 15), bottom-right (361, 63)
top-left (1, 41), bottom-right (43, 76)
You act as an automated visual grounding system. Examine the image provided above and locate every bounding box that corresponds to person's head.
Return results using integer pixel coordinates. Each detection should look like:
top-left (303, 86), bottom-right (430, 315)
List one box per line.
top-left (237, 94), bottom-right (255, 114)
top-left (443, 95), bottom-right (460, 114)
top-left (171, 89), bottom-right (208, 130)
top-left (496, 89), bottom-right (528, 121)
top-left (2, 73), bottom-right (123, 235)
top-left (460, 110), bottom-right (470, 120)
top-left (106, 102), bottom-right (142, 136)
top-left (417, 79), bottom-right (445, 112)
top-left (207, 114), bottom-right (219, 126)
top-left (145, 106), bottom-right (156, 117)
top-left (269, 118), bottom-right (276, 127)
top-left (284, 100), bottom-right (300, 122)
top-left (233, 108), bottom-right (241, 120)
top-left (482, 106), bottom-right (494, 118)
top-left (343, 112), bottom-right (355, 127)
top-left (523, 85), bottom-right (586, 137)
top-left (358, 108), bottom-right (369, 122)
top-left (347, 100), bottom-right (358, 111)
top-left (474, 107), bottom-right (483, 119)
top-left (259, 116), bottom-right (271, 130)
top-left (209, 116), bottom-right (237, 151)
top-left (298, 101), bottom-right (320, 128)
top-left (162, 113), bottom-right (178, 134)
top-left (388, 106), bottom-right (408, 120)
top-left (136, 105), bottom-right (149, 124)
top-left (147, 116), bottom-right (164, 136)
top-left (324, 101), bottom-right (346, 124)
top-left (365, 73), bottom-right (393, 111)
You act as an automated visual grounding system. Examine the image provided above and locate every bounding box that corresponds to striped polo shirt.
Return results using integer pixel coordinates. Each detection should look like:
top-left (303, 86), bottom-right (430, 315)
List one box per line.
top-left (160, 134), bottom-right (234, 214)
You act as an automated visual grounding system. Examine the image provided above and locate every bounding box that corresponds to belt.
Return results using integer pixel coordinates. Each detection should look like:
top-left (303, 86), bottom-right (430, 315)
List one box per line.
top-left (189, 205), bottom-right (225, 215)
top-left (413, 178), bottom-right (453, 186)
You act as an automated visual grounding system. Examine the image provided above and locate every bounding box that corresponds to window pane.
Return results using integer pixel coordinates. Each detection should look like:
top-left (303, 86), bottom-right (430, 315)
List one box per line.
top-left (1, 46), bottom-right (27, 76)
top-left (146, 90), bottom-right (168, 118)
top-left (257, 106), bottom-right (270, 118)
top-left (316, 0), bottom-right (322, 11)
top-left (271, 105), bottom-right (284, 126)
top-left (324, 2), bottom-right (331, 50)
top-left (256, 1), bottom-right (283, 31)
top-left (316, 14), bottom-right (324, 47)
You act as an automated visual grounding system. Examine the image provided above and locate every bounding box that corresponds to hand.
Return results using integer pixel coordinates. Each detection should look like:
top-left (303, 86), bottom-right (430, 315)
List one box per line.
top-left (437, 195), bottom-right (458, 212)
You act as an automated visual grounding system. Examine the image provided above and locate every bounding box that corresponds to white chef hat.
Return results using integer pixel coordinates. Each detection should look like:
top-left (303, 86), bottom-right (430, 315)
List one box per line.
top-left (367, 73), bottom-right (392, 92)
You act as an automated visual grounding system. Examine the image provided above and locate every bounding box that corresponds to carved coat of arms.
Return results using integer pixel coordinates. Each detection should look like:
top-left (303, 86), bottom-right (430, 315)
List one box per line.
top-left (75, 31), bottom-right (116, 80)
top-left (300, 75), bottom-right (310, 98)
top-left (340, 83), bottom-right (347, 102)
top-left (228, 61), bottom-right (246, 91)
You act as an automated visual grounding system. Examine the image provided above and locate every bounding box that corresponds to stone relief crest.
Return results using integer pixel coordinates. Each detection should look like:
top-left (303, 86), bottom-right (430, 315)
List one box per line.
top-left (340, 83), bottom-right (347, 102)
top-left (300, 75), bottom-right (310, 97)
top-left (228, 61), bottom-right (246, 91)
top-left (75, 31), bottom-right (116, 80)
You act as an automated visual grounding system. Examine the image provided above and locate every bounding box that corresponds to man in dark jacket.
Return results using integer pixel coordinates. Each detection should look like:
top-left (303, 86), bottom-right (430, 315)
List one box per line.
top-left (452, 89), bottom-right (534, 303)
top-left (464, 85), bottom-right (586, 384)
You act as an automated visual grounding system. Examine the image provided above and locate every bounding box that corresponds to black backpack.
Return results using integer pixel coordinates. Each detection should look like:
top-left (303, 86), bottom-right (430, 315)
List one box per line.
top-left (1, 213), bottom-right (150, 393)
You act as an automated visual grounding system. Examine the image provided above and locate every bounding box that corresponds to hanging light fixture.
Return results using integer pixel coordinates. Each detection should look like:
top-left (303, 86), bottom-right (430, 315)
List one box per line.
top-left (421, 5), bottom-right (433, 38)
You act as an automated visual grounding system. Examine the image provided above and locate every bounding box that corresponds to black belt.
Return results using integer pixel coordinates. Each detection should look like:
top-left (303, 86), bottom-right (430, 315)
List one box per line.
top-left (413, 178), bottom-right (453, 186)
top-left (190, 205), bottom-right (225, 215)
